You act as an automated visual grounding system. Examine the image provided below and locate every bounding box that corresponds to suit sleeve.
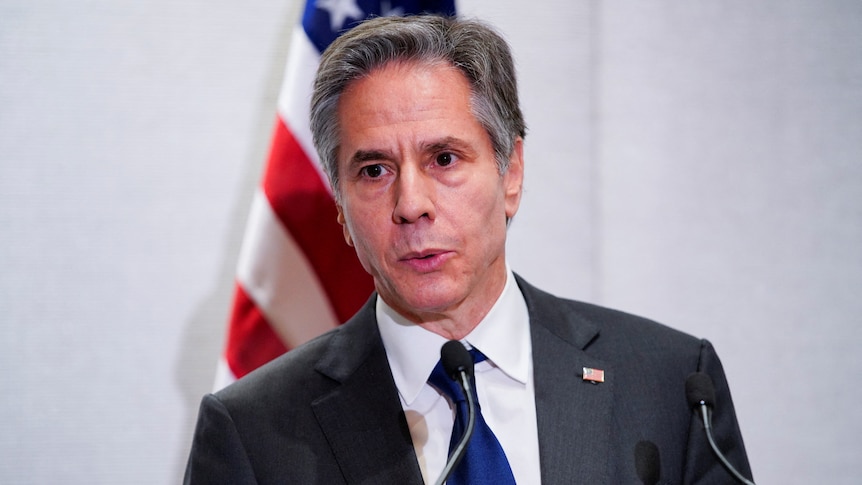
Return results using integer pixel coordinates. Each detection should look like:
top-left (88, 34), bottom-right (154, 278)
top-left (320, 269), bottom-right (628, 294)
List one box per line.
top-left (683, 340), bottom-right (753, 484)
top-left (184, 393), bottom-right (258, 485)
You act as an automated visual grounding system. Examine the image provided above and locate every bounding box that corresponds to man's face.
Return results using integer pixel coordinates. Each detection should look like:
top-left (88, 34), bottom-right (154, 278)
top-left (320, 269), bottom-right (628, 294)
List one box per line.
top-left (334, 61), bottom-right (523, 327)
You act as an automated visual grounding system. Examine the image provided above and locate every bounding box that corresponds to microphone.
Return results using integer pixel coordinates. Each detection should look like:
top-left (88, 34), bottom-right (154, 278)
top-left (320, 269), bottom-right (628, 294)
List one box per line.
top-left (634, 440), bottom-right (661, 485)
top-left (434, 340), bottom-right (477, 485)
top-left (686, 372), bottom-right (755, 485)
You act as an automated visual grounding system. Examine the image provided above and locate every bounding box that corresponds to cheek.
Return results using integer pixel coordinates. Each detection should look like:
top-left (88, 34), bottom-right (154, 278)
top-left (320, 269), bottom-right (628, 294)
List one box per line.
top-left (344, 211), bottom-right (386, 261)
top-left (343, 225), bottom-right (377, 276)
top-left (460, 180), bottom-right (508, 220)
top-left (443, 187), bottom-right (507, 246)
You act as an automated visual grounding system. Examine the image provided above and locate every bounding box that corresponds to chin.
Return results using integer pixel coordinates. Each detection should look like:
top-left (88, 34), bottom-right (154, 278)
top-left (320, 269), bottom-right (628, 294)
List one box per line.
top-left (388, 282), bottom-right (462, 316)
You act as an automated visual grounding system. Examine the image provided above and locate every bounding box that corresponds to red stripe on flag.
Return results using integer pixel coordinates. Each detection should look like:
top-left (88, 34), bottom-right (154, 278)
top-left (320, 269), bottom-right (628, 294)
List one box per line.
top-left (262, 118), bottom-right (374, 323)
top-left (224, 284), bottom-right (289, 378)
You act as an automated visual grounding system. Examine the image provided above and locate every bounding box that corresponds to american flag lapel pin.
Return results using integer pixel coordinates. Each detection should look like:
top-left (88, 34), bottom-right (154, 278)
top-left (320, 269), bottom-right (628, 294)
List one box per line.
top-left (582, 367), bottom-right (605, 384)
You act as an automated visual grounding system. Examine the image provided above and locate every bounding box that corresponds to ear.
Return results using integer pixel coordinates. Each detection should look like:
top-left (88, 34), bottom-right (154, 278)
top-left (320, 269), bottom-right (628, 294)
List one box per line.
top-left (503, 137), bottom-right (524, 220)
top-left (336, 203), bottom-right (354, 247)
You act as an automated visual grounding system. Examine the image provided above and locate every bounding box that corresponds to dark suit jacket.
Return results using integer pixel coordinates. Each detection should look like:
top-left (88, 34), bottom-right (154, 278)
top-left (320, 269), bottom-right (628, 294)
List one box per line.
top-left (185, 276), bottom-right (751, 484)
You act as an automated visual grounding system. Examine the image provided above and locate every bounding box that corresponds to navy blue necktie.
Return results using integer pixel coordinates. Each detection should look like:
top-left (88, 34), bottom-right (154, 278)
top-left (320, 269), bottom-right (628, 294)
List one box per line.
top-left (428, 347), bottom-right (517, 485)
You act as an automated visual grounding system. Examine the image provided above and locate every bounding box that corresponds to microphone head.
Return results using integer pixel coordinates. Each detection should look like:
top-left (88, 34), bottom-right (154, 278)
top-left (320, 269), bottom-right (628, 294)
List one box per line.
top-left (685, 372), bottom-right (716, 409)
top-left (440, 340), bottom-right (474, 381)
top-left (634, 440), bottom-right (661, 485)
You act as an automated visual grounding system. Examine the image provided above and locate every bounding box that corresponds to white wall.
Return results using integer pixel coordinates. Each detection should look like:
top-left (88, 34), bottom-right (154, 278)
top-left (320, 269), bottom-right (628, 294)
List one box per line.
top-left (1, 1), bottom-right (300, 482)
top-left (594, 3), bottom-right (862, 482)
top-left (1, 1), bottom-right (859, 483)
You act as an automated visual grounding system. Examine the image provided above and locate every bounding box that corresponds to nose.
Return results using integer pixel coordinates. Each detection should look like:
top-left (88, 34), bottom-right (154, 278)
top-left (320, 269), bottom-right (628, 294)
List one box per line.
top-left (392, 165), bottom-right (435, 224)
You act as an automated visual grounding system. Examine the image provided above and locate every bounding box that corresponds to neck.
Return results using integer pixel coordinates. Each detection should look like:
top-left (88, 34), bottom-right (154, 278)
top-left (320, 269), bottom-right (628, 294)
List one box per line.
top-left (386, 269), bottom-right (510, 340)
top-left (418, 318), bottom-right (482, 341)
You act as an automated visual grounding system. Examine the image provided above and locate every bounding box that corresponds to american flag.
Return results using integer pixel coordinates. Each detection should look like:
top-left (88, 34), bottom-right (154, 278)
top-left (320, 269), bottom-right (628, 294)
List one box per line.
top-left (215, 0), bottom-right (456, 388)
top-left (582, 367), bottom-right (605, 384)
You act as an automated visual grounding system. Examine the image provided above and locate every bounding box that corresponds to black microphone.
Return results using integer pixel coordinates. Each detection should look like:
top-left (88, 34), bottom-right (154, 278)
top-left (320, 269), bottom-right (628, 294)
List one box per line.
top-left (686, 372), bottom-right (755, 485)
top-left (434, 340), bottom-right (477, 485)
top-left (634, 440), bottom-right (661, 485)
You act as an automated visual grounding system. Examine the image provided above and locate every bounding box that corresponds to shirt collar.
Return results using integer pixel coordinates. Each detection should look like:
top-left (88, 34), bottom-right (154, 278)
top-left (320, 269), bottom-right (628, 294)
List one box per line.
top-left (377, 268), bottom-right (531, 405)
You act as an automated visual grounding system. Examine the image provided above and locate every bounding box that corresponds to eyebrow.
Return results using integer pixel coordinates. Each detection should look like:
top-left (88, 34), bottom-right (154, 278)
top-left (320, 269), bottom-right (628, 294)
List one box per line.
top-left (346, 136), bottom-right (476, 167)
top-left (346, 149), bottom-right (393, 170)
top-left (422, 136), bottom-right (473, 155)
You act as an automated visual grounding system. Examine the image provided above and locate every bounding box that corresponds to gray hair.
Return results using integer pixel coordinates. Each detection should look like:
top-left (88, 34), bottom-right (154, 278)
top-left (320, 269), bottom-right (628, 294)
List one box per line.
top-left (310, 15), bottom-right (526, 197)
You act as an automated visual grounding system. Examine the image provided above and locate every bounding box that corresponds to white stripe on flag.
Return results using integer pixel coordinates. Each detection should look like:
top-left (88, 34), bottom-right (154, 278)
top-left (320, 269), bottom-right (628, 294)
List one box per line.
top-left (236, 189), bottom-right (339, 348)
top-left (213, 355), bottom-right (235, 391)
top-left (278, 28), bottom-right (330, 192)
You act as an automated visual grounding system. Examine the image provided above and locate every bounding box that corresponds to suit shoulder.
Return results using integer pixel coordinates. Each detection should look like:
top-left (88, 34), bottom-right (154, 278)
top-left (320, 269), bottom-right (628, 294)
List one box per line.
top-left (214, 325), bottom-right (342, 409)
top-left (212, 296), bottom-right (381, 412)
top-left (517, 275), bottom-right (703, 352)
top-left (567, 297), bottom-right (698, 345)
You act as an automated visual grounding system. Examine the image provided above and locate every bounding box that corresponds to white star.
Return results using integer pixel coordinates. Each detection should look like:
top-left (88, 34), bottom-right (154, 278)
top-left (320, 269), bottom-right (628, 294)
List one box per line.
top-left (316, 0), bottom-right (365, 31)
top-left (380, 1), bottom-right (404, 17)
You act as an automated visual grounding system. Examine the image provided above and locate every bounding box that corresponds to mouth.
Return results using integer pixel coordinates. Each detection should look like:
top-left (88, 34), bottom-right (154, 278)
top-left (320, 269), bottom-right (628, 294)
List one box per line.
top-left (403, 250), bottom-right (441, 260)
top-left (399, 249), bottom-right (453, 271)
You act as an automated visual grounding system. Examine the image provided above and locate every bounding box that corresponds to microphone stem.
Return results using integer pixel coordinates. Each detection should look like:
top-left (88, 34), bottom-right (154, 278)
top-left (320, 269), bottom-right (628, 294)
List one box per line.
top-left (435, 369), bottom-right (477, 485)
top-left (699, 404), bottom-right (755, 485)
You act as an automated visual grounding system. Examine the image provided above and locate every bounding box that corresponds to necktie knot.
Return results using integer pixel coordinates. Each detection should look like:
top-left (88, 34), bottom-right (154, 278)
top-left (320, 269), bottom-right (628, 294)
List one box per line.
top-left (470, 348), bottom-right (488, 364)
top-left (426, 344), bottom-right (516, 485)
top-left (428, 347), bottom-right (487, 404)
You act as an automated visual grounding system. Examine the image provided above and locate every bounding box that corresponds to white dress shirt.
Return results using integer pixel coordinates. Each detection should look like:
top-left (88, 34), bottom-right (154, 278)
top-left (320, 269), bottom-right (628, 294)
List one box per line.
top-left (377, 269), bottom-right (541, 484)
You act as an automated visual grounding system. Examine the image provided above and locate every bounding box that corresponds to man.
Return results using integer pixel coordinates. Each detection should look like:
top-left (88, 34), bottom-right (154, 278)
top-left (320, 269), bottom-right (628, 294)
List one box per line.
top-left (185, 15), bottom-right (751, 484)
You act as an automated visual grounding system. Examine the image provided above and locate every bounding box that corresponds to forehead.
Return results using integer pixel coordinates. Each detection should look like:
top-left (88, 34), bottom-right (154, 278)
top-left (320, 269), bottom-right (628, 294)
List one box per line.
top-left (336, 60), bottom-right (481, 145)
top-left (339, 61), bottom-right (472, 109)
top-left (346, 58), bottom-right (466, 94)
top-left (342, 60), bottom-right (471, 109)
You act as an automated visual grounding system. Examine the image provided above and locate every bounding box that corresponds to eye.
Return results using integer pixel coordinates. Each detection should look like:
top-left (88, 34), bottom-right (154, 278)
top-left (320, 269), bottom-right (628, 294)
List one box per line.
top-left (435, 152), bottom-right (455, 167)
top-left (360, 164), bottom-right (387, 178)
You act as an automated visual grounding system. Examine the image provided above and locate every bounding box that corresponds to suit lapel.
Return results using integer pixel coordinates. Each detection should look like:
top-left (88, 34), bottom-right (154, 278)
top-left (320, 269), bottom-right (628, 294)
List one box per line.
top-left (308, 279), bottom-right (613, 484)
top-left (310, 297), bottom-right (424, 485)
top-left (519, 276), bottom-right (614, 484)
